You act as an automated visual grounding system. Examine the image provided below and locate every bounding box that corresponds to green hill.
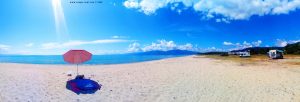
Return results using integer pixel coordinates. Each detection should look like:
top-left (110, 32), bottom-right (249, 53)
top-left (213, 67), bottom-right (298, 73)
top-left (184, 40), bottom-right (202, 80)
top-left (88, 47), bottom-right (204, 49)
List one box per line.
top-left (285, 42), bottom-right (300, 54)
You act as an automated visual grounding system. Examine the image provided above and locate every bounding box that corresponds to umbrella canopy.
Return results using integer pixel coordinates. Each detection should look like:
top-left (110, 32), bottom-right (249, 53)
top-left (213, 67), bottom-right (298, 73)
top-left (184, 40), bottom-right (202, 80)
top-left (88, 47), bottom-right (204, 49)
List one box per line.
top-left (63, 50), bottom-right (92, 64)
top-left (63, 50), bottom-right (92, 75)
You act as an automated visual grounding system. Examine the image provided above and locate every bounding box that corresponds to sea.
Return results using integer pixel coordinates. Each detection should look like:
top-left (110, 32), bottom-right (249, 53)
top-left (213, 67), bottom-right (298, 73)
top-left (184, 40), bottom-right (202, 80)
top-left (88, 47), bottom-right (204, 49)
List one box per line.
top-left (0, 54), bottom-right (186, 65)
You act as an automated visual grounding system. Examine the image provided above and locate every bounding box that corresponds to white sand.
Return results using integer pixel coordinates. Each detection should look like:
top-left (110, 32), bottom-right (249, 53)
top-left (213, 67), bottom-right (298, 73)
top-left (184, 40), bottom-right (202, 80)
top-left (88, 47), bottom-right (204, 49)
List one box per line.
top-left (0, 56), bottom-right (300, 102)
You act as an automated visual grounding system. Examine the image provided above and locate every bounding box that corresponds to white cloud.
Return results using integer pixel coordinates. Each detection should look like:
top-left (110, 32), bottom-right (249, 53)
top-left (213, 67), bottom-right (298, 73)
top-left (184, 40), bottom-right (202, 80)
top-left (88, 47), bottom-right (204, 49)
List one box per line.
top-left (128, 42), bottom-right (142, 52)
top-left (202, 47), bottom-right (226, 52)
top-left (242, 41), bottom-right (252, 48)
top-left (143, 40), bottom-right (177, 51)
top-left (123, 0), bottom-right (195, 15)
top-left (224, 40), bottom-right (262, 50)
top-left (223, 41), bottom-right (233, 45)
top-left (124, 0), bottom-right (300, 22)
top-left (128, 40), bottom-right (228, 53)
top-left (216, 18), bottom-right (230, 23)
top-left (124, 0), bottom-right (140, 8)
top-left (289, 39), bottom-right (300, 44)
top-left (178, 43), bottom-right (193, 50)
top-left (0, 44), bottom-right (10, 50)
top-left (111, 36), bottom-right (127, 39)
top-left (128, 40), bottom-right (197, 52)
top-left (42, 39), bottom-right (130, 49)
top-left (252, 40), bottom-right (262, 47)
top-left (92, 50), bottom-right (127, 55)
top-left (275, 39), bottom-right (288, 47)
top-left (25, 43), bottom-right (34, 47)
top-left (275, 39), bottom-right (300, 47)
top-left (272, 0), bottom-right (300, 14)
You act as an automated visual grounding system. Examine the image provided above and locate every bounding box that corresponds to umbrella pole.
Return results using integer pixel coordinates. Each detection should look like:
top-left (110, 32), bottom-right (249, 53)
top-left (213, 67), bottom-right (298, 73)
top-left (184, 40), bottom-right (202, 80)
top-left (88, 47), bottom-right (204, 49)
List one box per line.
top-left (76, 64), bottom-right (79, 75)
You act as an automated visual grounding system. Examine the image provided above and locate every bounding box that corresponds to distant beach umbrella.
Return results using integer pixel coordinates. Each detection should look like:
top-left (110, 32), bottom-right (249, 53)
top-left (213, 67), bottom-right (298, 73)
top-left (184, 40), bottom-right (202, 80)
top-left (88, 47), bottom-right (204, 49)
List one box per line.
top-left (63, 50), bottom-right (92, 75)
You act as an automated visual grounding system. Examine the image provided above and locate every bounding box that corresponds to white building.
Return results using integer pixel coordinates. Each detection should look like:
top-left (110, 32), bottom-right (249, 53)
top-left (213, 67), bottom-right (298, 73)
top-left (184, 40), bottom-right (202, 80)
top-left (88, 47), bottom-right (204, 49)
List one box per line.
top-left (239, 51), bottom-right (251, 57)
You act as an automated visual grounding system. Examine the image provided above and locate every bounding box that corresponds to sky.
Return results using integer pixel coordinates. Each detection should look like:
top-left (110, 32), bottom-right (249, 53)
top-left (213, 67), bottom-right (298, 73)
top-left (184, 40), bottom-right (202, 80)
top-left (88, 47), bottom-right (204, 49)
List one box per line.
top-left (1, 0), bottom-right (300, 55)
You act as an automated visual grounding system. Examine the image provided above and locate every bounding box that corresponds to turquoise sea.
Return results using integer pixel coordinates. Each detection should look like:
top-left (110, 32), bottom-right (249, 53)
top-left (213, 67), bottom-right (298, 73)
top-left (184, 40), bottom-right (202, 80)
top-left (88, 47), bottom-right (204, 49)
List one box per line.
top-left (0, 54), bottom-right (186, 65)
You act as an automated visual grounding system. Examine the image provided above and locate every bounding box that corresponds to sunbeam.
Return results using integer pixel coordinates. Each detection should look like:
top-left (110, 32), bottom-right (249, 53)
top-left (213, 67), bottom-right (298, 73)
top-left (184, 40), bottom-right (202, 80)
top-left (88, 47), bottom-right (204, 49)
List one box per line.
top-left (52, 0), bottom-right (69, 41)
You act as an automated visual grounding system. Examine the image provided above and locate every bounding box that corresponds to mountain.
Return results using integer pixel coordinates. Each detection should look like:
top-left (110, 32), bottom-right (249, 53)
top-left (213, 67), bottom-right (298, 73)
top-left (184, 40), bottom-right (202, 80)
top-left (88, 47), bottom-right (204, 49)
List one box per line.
top-left (285, 42), bottom-right (300, 54)
top-left (131, 50), bottom-right (198, 55)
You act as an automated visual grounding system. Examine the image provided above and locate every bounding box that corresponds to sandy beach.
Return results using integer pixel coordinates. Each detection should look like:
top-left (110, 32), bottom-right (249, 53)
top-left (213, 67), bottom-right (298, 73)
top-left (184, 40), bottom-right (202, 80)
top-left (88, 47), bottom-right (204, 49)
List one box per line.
top-left (0, 55), bottom-right (300, 102)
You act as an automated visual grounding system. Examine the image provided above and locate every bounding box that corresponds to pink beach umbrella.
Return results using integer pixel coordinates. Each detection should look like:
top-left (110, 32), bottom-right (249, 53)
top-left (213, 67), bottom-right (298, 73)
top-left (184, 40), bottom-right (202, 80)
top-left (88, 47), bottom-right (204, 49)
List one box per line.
top-left (63, 50), bottom-right (92, 75)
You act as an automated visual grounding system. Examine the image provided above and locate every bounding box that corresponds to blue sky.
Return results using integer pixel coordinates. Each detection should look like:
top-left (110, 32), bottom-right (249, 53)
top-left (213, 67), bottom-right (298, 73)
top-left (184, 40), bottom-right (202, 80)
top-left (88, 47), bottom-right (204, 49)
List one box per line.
top-left (1, 0), bottom-right (300, 55)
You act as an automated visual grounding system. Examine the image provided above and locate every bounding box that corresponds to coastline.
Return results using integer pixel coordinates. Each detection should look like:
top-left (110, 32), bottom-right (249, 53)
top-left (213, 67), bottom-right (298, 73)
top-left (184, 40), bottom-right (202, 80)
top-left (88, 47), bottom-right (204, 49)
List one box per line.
top-left (0, 54), bottom-right (188, 65)
top-left (0, 55), bottom-right (299, 102)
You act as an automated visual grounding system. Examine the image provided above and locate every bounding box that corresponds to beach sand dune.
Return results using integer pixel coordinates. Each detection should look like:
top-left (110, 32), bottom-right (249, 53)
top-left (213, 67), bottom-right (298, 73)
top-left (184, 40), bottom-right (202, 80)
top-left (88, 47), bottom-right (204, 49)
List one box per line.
top-left (0, 56), bottom-right (299, 102)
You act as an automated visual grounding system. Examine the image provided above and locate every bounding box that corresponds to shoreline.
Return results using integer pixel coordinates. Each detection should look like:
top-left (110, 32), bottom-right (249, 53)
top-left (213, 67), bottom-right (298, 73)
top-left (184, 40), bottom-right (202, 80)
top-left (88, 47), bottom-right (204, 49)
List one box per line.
top-left (0, 55), bottom-right (191, 66)
top-left (0, 55), bottom-right (299, 102)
